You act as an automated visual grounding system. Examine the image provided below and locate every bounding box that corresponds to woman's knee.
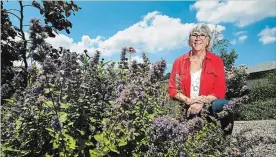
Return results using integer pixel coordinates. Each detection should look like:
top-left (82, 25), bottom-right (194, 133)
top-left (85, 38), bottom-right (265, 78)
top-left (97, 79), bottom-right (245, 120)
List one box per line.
top-left (211, 99), bottom-right (229, 113)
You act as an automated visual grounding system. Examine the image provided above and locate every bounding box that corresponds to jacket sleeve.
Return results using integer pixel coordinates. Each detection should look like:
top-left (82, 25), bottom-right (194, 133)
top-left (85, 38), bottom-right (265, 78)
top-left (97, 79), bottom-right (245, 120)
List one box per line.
top-left (168, 58), bottom-right (180, 99)
top-left (210, 57), bottom-right (226, 99)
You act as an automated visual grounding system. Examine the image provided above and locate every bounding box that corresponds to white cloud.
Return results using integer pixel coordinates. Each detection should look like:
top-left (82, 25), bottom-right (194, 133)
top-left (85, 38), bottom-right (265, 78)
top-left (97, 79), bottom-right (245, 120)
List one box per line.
top-left (45, 11), bottom-right (225, 56)
top-left (238, 35), bottom-right (247, 42)
top-left (46, 34), bottom-right (108, 56)
top-left (98, 11), bottom-right (225, 54)
top-left (230, 39), bottom-right (236, 45)
top-left (258, 26), bottom-right (276, 44)
top-left (231, 33), bottom-right (248, 45)
top-left (131, 55), bottom-right (143, 63)
top-left (191, 0), bottom-right (276, 27)
top-left (98, 11), bottom-right (194, 54)
top-left (234, 31), bottom-right (246, 36)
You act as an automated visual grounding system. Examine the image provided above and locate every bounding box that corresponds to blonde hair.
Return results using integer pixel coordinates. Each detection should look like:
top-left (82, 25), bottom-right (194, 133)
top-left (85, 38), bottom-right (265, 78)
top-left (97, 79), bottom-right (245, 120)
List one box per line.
top-left (188, 23), bottom-right (213, 51)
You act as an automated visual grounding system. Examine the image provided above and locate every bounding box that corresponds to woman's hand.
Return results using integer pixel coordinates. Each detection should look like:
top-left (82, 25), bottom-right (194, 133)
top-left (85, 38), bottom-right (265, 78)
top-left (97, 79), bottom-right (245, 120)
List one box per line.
top-left (185, 98), bottom-right (196, 105)
top-left (198, 95), bottom-right (217, 104)
top-left (187, 103), bottom-right (204, 117)
top-left (198, 96), bottom-right (210, 104)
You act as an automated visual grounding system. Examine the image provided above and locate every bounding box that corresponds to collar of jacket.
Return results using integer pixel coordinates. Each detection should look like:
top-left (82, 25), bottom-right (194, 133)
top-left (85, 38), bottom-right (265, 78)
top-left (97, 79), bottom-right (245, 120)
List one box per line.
top-left (182, 50), bottom-right (213, 61)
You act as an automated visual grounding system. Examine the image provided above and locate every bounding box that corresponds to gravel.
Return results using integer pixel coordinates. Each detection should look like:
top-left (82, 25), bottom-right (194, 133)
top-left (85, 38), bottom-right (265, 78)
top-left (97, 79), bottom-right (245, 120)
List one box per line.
top-left (231, 120), bottom-right (276, 156)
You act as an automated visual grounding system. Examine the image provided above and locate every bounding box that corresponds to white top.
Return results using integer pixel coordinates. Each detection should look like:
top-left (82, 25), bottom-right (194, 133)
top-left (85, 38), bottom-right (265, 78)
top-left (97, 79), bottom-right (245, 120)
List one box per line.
top-left (190, 69), bottom-right (202, 99)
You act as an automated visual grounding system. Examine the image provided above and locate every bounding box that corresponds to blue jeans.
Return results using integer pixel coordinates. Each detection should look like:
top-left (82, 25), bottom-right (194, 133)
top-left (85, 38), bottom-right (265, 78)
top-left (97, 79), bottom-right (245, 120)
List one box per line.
top-left (210, 99), bottom-right (233, 135)
top-left (211, 99), bottom-right (229, 113)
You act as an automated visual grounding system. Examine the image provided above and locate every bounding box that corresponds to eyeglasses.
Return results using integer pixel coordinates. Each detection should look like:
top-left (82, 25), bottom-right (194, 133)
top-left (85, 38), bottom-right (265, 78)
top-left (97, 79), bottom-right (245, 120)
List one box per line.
top-left (190, 34), bottom-right (208, 40)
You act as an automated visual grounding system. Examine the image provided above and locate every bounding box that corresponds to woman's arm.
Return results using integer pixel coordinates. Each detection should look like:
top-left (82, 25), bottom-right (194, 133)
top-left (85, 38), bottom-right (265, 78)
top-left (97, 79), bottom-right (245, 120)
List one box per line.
top-left (198, 95), bottom-right (217, 104)
top-left (174, 92), bottom-right (187, 102)
top-left (173, 92), bottom-right (195, 105)
top-left (168, 58), bottom-right (181, 99)
top-left (209, 57), bottom-right (227, 99)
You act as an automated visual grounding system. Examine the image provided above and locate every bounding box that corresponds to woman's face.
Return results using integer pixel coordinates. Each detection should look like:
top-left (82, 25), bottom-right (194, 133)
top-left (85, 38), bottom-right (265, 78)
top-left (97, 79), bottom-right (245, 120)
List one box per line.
top-left (190, 32), bottom-right (209, 51)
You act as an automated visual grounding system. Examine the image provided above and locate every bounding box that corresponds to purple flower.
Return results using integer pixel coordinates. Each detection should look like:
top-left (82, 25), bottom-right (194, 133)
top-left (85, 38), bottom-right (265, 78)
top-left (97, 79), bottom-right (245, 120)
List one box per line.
top-left (148, 60), bottom-right (166, 83)
top-left (51, 115), bottom-right (63, 133)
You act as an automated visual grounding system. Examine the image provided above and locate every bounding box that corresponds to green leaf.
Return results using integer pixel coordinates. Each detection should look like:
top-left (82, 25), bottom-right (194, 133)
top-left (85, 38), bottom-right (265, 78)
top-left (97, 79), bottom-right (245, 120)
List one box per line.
top-left (80, 84), bottom-right (90, 89)
top-left (118, 139), bottom-right (127, 146)
top-left (89, 117), bottom-right (96, 123)
top-left (45, 88), bottom-right (51, 94)
top-left (15, 119), bottom-right (22, 130)
top-left (68, 137), bottom-right (76, 149)
top-left (77, 129), bottom-right (85, 135)
top-left (63, 133), bottom-right (76, 149)
top-left (2, 146), bottom-right (20, 152)
top-left (89, 149), bottom-right (104, 157)
top-left (60, 102), bottom-right (71, 109)
top-left (147, 114), bottom-right (155, 119)
top-left (59, 112), bottom-right (68, 123)
top-left (94, 133), bottom-right (104, 143)
top-left (60, 152), bottom-right (65, 157)
top-left (45, 153), bottom-right (54, 157)
top-left (94, 133), bottom-right (110, 145)
top-left (103, 147), bottom-right (109, 153)
top-left (78, 98), bottom-right (84, 103)
top-left (62, 95), bottom-right (68, 100)
top-left (85, 141), bottom-right (94, 147)
top-left (46, 128), bottom-right (55, 137)
top-left (3, 98), bottom-right (15, 104)
top-left (109, 144), bottom-right (119, 154)
top-left (134, 132), bottom-right (140, 137)
top-left (53, 140), bottom-right (59, 149)
top-left (68, 122), bottom-right (74, 126)
top-left (108, 100), bottom-right (115, 105)
top-left (43, 101), bottom-right (54, 107)
top-left (46, 128), bottom-right (54, 132)
top-left (29, 128), bottom-right (36, 132)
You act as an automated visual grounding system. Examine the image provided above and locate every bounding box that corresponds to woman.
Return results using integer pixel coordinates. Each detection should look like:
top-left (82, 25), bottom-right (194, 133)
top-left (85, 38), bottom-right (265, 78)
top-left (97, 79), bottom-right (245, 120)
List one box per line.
top-left (168, 23), bottom-right (233, 135)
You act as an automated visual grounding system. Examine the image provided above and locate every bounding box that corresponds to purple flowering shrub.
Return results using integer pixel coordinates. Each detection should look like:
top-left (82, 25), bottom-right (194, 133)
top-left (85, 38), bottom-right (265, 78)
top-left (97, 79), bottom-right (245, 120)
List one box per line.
top-left (91, 49), bottom-right (168, 156)
top-left (145, 116), bottom-right (203, 156)
top-left (1, 46), bottom-right (168, 156)
top-left (2, 47), bottom-right (243, 156)
top-left (225, 65), bottom-right (250, 118)
top-left (2, 30), bottom-right (245, 156)
top-left (144, 105), bottom-right (240, 157)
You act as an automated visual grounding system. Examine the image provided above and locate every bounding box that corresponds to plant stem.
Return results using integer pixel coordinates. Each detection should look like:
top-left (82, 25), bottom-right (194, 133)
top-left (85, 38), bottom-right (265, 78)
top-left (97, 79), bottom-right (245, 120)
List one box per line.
top-left (7, 9), bottom-right (20, 12)
top-left (7, 11), bottom-right (20, 20)
top-left (19, 1), bottom-right (28, 70)
top-left (23, 4), bottom-right (33, 7)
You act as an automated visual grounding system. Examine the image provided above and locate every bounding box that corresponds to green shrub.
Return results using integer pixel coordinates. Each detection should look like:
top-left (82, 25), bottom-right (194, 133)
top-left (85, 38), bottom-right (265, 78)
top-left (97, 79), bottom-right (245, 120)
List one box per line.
top-left (249, 71), bottom-right (276, 102)
top-left (238, 98), bottom-right (276, 121)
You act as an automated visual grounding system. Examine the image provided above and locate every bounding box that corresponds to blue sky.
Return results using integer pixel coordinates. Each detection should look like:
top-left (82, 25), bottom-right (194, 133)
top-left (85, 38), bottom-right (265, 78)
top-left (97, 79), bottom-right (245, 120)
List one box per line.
top-left (4, 1), bottom-right (276, 73)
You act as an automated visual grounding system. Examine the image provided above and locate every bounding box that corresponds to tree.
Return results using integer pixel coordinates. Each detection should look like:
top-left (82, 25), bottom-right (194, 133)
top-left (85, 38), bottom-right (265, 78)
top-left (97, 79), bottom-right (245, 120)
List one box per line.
top-left (211, 29), bottom-right (238, 71)
top-left (1, 1), bottom-right (20, 100)
top-left (1, 0), bottom-right (81, 100)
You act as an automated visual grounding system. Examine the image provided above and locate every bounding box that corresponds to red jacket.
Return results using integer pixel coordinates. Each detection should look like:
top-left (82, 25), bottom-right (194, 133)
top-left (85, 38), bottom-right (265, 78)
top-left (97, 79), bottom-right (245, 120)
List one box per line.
top-left (168, 51), bottom-right (226, 99)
